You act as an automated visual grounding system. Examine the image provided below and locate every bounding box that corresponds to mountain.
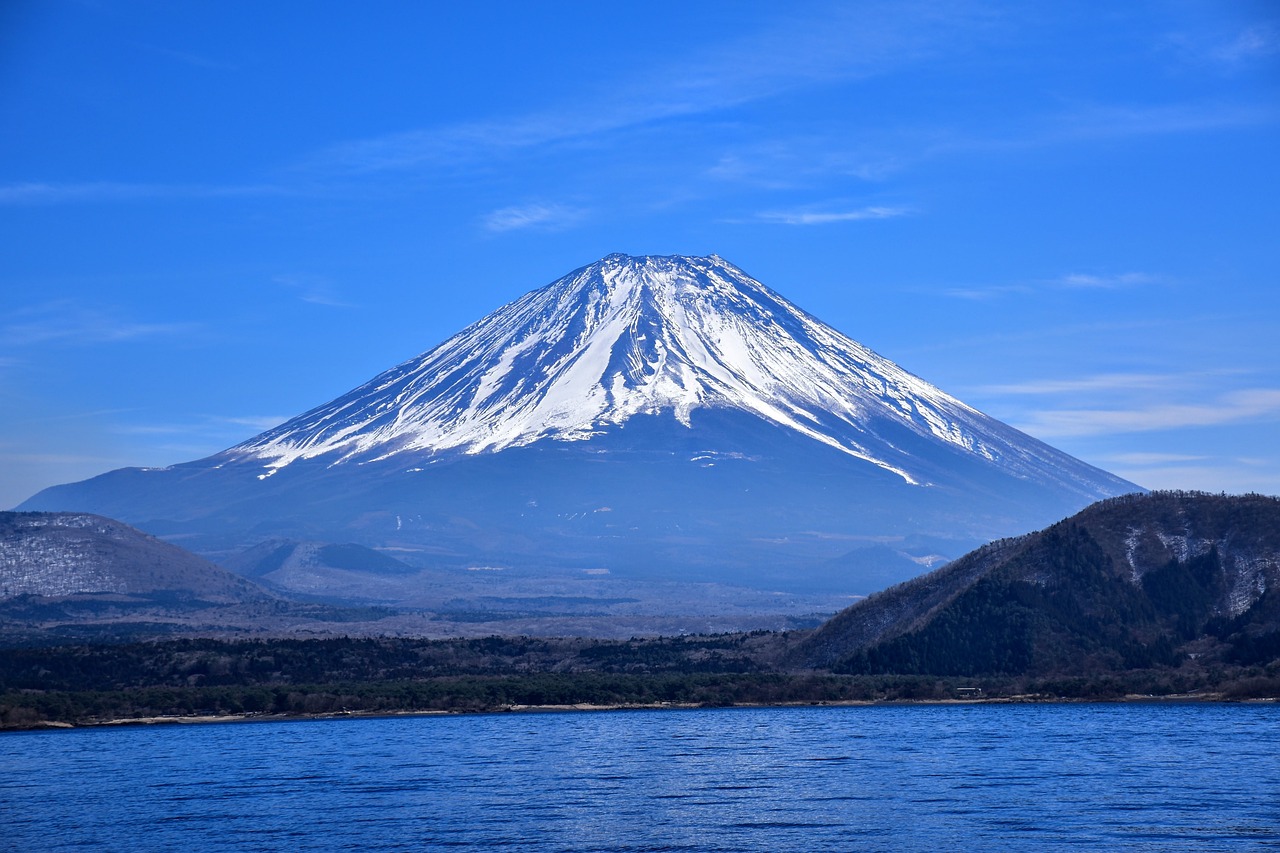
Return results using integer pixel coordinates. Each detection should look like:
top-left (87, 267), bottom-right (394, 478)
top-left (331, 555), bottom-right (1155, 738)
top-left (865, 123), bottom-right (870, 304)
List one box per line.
top-left (20, 254), bottom-right (1139, 611)
top-left (219, 539), bottom-right (423, 603)
top-left (797, 492), bottom-right (1280, 675)
top-left (0, 511), bottom-right (271, 603)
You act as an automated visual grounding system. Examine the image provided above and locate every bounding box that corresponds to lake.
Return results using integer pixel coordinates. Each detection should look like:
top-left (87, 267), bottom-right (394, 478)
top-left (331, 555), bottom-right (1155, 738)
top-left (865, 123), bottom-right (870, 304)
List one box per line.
top-left (3, 703), bottom-right (1278, 851)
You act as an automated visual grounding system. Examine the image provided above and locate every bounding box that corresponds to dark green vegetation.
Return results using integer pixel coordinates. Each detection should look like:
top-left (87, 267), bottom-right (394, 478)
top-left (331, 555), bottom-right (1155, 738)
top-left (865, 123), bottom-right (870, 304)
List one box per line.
top-left (0, 633), bottom-right (832, 727)
top-left (799, 492), bottom-right (1280, 678)
top-left (3, 629), bottom-right (1277, 730)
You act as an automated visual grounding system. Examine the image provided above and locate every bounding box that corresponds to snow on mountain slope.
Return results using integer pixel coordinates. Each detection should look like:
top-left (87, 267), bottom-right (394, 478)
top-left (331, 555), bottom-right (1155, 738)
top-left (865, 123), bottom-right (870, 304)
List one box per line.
top-left (227, 254), bottom-right (1096, 490)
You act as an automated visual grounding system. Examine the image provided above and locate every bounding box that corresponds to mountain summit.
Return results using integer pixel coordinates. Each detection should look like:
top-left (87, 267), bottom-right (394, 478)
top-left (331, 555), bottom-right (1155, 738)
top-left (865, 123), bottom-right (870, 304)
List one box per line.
top-left (231, 254), bottom-right (1115, 493)
top-left (21, 254), bottom-right (1140, 612)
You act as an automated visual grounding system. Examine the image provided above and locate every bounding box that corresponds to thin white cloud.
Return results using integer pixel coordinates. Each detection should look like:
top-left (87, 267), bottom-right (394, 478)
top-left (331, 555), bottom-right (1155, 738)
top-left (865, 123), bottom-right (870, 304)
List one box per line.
top-left (942, 271), bottom-right (1162, 300)
top-left (1162, 22), bottom-right (1280, 68)
top-left (935, 100), bottom-right (1279, 159)
top-left (1055, 101), bottom-right (1275, 141)
top-left (705, 89), bottom-right (1275, 196)
top-left (1106, 458), bottom-right (1280, 496)
top-left (1058, 272), bottom-right (1160, 289)
top-left (942, 284), bottom-right (1032, 301)
top-left (751, 206), bottom-right (912, 226)
top-left (303, 3), bottom-right (986, 177)
top-left (0, 181), bottom-right (283, 206)
top-left (1212, 24), bottom-right (1280, 63)
top-left (1014, 388), bottom-right (1280, 437)
top-left (977, 373), bottom-right (1189, 396)
top-left (0, 301), bottom-right (197, 347)
top-left (218, 415), bottom-right (288, 432)
top-left (112, 414), bottom-right (287, 437)
top-left (1103, 452), bottom-right (1208, 466)
top-left (483, 203), bottom-right (586, 233)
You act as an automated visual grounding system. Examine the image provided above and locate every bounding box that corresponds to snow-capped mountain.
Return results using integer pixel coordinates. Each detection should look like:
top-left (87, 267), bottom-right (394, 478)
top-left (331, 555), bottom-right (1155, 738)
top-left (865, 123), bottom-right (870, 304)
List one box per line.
top-left (20, 254), bottom-right (1140, 611)
top-left (229, 253), bottom-right (1112, 495)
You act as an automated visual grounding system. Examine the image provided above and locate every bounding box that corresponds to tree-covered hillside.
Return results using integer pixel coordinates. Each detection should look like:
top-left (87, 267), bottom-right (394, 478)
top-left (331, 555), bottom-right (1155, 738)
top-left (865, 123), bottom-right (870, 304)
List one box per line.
top-left (799, 492), bottom-right (1280, 677)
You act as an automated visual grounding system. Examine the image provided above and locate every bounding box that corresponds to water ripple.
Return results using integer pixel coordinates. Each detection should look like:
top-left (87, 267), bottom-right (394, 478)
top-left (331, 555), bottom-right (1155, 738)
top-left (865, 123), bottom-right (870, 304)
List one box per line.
top-left (3, 703), bottom-right (1279, 851)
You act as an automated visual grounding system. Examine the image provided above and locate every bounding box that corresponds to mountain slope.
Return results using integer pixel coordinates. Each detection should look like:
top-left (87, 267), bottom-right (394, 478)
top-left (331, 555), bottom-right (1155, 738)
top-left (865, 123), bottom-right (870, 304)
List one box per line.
top-left (20, 254), bottom-right (1140, 606)
top-left (797, 492), bottom-right (1280, 674)
top-left (0, 511), bottom-right (270, 603)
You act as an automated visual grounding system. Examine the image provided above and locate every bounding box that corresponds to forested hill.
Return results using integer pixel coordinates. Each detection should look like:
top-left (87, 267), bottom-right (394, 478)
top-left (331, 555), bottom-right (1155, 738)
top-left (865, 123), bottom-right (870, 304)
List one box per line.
top-left (797, 492), bottom-right (1280, 676)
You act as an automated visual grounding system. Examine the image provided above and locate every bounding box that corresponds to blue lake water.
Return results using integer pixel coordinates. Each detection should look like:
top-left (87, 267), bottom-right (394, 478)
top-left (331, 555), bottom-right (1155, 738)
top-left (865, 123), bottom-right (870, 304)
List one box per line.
top-left (3, 703), bottom-right (1279, 851)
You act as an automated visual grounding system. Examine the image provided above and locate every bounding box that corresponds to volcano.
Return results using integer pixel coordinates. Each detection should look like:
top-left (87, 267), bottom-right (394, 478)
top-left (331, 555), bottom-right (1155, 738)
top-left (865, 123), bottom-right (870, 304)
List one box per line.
top-left (21, 254), bottom-right (1140, 609)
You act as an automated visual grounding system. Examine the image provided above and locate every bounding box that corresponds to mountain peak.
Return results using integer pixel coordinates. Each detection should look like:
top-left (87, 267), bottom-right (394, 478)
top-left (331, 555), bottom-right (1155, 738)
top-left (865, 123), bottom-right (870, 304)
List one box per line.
top-left (224, 253), bottom-right (1127, 496)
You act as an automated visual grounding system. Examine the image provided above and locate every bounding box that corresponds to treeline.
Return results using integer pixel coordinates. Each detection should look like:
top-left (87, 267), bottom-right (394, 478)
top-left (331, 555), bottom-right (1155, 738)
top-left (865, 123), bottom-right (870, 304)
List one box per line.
top-left (0, 633), bottom-right (788, 694)
top-left (3, 633), bottom-right (1279, 729)
top-left (0, 673), bottom-right (906, 728)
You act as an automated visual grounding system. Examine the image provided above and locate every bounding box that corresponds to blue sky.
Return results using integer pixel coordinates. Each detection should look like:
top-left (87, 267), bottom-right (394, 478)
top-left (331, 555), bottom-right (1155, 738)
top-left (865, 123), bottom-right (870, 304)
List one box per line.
top-left (2, 0), bottom-right (1278, 509)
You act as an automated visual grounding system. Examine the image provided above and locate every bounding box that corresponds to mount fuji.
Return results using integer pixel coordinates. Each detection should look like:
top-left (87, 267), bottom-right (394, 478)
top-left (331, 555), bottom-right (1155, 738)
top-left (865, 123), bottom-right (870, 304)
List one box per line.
top-left (21, 254), bottom-right (1140, 612)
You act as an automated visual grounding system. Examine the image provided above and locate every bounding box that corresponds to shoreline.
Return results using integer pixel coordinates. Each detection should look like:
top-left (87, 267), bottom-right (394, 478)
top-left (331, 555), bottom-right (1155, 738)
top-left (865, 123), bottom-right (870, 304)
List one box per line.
top-left (11, 692), bottom-right (1270, 732)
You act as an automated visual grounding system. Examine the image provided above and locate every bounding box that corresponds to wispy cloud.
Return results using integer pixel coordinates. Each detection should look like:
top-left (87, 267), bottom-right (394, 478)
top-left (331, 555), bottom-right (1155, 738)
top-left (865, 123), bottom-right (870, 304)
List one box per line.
top-left (112, 414), bottom-right (286, 437)
top-left (302, 4), bottom-right (986, 178)
top-left (976, 373), bottom-right (1186, 396)
top-left (1058, 272), bottom-right (1160, 289)
top-left (912, 101), bottom-right (1278, 167)
top-left (696, 96), bottom-right (1278, 217)
top-left (1103, 452), bottom-right (1208, 466)
top-left (941, 284), bottom-right (1031, 301)
top-left (943, 271), bottom-right (1162, 300)
top-left (1013, 388), bottom-right (1280, 437)
top-left (482, 203), bottom-right (586, 233)
top-left (750, 205), bottom-right (912, 226)
top-left (0, 301), bottom-right (197, 347)
top-left (1162, 22), bottom-right (1280, 68)
top-left (0, 181), bottom-right (283, 206)
top-left (218, 415), bottom-right (288, 432)
top-left (1210, 24), bottom-right (1280, 63)
top-left (1036, 101), bottom-right (1276, 144)
top-left (1102, 454), bottom-right (1280, 495)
